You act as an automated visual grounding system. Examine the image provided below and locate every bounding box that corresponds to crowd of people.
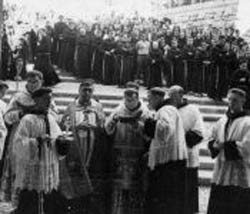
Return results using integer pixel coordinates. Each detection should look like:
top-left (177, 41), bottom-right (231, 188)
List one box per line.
top-left (0, 69), bottom-right (248, 214)
top-left (0, 2), bottom-right (250, 214)
top-left (2, 3), bottom-right (250, 100)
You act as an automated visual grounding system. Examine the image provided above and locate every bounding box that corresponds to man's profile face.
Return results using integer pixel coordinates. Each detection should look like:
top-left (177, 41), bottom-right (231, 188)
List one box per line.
top-left (148, 92), bottom-right (160, 110)
top-left (228, 92), bottom-right (245, 113)
top-left (26, 76), bottom-right (43, 93)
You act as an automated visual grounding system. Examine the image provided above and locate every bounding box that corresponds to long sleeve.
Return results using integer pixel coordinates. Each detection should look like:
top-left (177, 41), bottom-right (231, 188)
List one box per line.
top-left (235, 123), bottom-right (250, 161)
top-left (105, 110), bottom-right (118, 135)
top-left (4, 95), bottom-right (24, 125)
top-left (0, 113), bottom-right (7, 159)
top-left (185, 106), bottom-right (204, 147)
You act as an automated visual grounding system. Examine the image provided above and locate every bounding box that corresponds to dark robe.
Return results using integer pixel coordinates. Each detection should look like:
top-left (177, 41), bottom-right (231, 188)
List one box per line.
top-left (91, 36), bottom-right (104, 83)
top-left (195, 47), bottom-right (211, 93)
top-left (207, 46), bottom-right (218, 99)
top-left (102, 39), bottom-right (117, 85)
top-left (167, 47), bottom-right (184, 86)
top-left (147, 48), bottom-right (163, 88)
top-left (75, 34), bottom-right (91, 78)
top-left (182, 45), bottom-right (196, 91)
top-left (58, 27), bottom-right (76, 73)
top-left (29, 29), bottom-right (37, 62)
top-left (1, 33), bottom-right (11, 80)
top-left (115, 43), bottom-right (136, 86)
top-left (34, 36), bottom-right (60, 86)
top-left (225, 50), bottom-right (239, 83)
top-left (53, 21), bottom-right (67, 66)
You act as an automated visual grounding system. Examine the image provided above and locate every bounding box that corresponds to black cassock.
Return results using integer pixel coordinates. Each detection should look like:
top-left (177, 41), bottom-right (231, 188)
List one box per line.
top-left (1, 33), bottom-right (11, 80)
top-left (167, 47), bottom-right (184, 87)
top-left (34, 36), bottom-right (60, 86)
top-left (102, 39), bottom-right (117, 85)
top-left (182, 45), bottom-right (196, 91)
top-left (53, 21), bottom-right (68, 66)
top-left (224, 50), bottom-right (239, 84)
top-left (29, 29), bottom-right (37, 63)
top-left (115, 43), bottom-right (136, 86)
top-left (75, 34), bottom-right (92, 79)
top-left (59, 27), bottom-right (76, 73)
top-left (147, 48), bottom-right (163, 88)
top-left (213, 45), bottom-right (228, 99)
top-left (195, 47), bottom-right (211, 94)
top-left (91, 36), bottom-right (104, 83)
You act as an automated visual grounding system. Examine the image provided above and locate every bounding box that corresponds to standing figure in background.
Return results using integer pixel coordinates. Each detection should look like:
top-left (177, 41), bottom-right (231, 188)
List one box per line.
top-left (29, 28), bottom-right (37, 63)
top-left (34, 28), bottom-right (60, 86)
top-left (74, 27), bottom-right (91, 79)
top-left (60, 20), bottom-right (76, 73)
top-left (183, 37), bottom-right (196, 92)
top-left (116, 37), bottom-right (135, 87)
top-left (53, 15), bottom-right (67, 66)
top-left (168, 39), bottom-right (183, 86)
top-left (1, 29), bottom-right (12, 80)
top-left (135, 34), bottom-right (150, 84)
top-left (147, 41), bottom-right (163, 88)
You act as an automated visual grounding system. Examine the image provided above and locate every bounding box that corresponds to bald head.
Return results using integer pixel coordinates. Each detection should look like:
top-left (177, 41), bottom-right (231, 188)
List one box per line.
top-left (168, 85), bottom-right (185, 107)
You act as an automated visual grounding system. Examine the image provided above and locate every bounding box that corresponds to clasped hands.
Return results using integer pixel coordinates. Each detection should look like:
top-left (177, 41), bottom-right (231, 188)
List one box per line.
top-left (77, 120), bottom-right (97, 130)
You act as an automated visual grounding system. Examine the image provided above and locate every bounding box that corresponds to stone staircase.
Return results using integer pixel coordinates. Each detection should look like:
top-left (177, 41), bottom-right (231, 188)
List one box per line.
top-left (4, 74), bottom-right (228, 186)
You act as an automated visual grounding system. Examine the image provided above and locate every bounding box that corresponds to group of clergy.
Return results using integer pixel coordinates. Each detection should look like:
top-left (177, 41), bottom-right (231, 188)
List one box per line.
top-left (0, 69), bottom-right (249, 214)
top-left (2, 11), bottom-right (250, 101)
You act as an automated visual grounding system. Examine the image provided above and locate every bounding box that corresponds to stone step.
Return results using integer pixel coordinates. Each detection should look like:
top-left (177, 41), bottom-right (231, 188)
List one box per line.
top-left (200, 156), bottom-right (214, 171)
top-left (200, 147), bottom-right (210, 157)
top-left (4, 93), bottom-right (225, 122)
top-left (199, 170), bottom-right (212, 186)
top-left (199, 105), bottom-right (227, 114)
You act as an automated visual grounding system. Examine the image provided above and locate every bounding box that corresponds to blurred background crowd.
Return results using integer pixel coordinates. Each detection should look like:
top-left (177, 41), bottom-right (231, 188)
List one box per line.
top-left (2, 2), bottom-right (250, 100)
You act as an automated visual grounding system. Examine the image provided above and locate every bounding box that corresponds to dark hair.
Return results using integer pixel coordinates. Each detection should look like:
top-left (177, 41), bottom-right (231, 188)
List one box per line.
top-left (31, 87), bottom-right (52, 99)
top-left (26, 70), bottom-right (43, 80)
top-left (149, 87), bottom-right (166, 97)
top-left (228, 86), bottom-right (247, 98)
top-left (126, 81), bottom-right (139, 90)
top-left (80, 78), bottom-right (95, 88)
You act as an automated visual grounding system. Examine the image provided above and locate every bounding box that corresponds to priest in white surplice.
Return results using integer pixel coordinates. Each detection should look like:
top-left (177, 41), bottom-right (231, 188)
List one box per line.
top-left (144, 87), bottom-right (187, 214)
top-left (12, 88), bottom-right (66, 214)
top-left (169, 85), bottom-right (204, 214)
top-left (207, 87), bottom-right (250, 214)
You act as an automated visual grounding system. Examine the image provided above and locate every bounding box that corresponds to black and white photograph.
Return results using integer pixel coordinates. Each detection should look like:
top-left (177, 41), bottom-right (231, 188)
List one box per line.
top-left (0, 0), bottom-right (250, 213)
